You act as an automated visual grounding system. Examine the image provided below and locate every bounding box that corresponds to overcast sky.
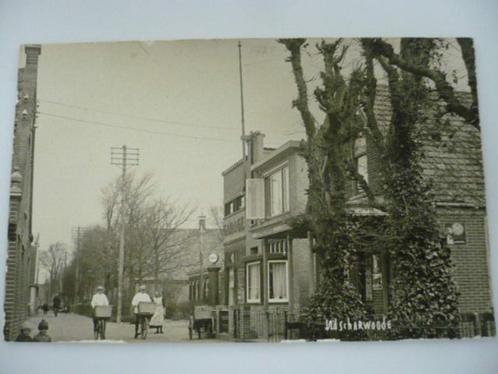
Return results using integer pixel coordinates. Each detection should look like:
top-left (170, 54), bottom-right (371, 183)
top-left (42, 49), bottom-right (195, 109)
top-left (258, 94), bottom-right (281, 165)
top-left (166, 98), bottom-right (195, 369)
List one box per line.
top-left (29, 39), bottom-right (316, 252)
top-left (25, 38), bottom-right (467, 252)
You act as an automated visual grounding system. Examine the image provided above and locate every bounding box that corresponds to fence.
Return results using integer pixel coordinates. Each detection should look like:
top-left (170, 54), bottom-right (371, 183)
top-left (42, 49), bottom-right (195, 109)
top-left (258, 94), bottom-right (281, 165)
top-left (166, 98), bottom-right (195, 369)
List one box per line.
top-left (233, 309), bottom-right (495, 342)
top-left (235, 309), bottom-right (298, 342)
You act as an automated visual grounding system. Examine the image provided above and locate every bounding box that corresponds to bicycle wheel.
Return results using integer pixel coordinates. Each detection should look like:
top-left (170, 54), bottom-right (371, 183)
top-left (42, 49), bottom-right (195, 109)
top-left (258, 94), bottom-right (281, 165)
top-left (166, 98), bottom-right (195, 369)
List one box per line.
top-left (94, 319), bottom-right (101, 340)
top-left (101, 319), bottom-right (106, 340)
top-left (141, 317), bottom-right (148, 339)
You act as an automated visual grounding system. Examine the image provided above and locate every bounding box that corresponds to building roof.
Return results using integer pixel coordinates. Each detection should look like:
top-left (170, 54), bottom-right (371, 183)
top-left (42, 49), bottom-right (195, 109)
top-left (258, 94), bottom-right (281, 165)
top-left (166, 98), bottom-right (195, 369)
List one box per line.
top-left (374, 87), bottom-right (485, 208)
top-left (251, 140), bottom-right (302, 171)
top-left (221, 158), bottom-right (245, 176)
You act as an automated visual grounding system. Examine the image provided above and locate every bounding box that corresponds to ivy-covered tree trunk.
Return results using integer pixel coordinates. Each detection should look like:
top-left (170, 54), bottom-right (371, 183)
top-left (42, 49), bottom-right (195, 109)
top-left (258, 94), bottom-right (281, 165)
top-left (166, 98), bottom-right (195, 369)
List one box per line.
top-left (364, 38), bottom-right (460, 338)
top-left (279, 39), bottom-right (368, 333)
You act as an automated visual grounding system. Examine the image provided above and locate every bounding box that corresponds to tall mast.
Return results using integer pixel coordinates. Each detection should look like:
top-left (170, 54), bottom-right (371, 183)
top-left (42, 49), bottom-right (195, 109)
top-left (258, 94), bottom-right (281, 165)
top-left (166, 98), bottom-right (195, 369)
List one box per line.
top-left (238, 41), bottom-right (246, 159)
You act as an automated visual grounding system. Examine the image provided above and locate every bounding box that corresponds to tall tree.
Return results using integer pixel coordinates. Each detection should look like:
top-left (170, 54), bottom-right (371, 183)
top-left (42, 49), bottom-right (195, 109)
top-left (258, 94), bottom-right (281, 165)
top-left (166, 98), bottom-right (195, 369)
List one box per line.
top-left (279, 39), bottom-right (368, 326)
top-left (281, 37), bottom-right (464, 339)
top-left (361, 38), bottom-right (460, 338)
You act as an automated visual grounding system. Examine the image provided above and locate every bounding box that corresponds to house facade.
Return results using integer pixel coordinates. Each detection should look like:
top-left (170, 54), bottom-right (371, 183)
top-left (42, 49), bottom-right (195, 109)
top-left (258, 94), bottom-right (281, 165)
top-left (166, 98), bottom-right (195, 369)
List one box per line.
top-left (4, 45), bottom-right (41, 341)
top-left (219, 101), bottom-right (493, 340)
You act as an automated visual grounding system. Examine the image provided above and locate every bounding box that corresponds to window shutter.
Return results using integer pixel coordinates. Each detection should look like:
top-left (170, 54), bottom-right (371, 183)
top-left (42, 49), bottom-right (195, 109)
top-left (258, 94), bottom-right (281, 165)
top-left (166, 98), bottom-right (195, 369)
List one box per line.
top-left (246, 178), bottom-right (265, 219)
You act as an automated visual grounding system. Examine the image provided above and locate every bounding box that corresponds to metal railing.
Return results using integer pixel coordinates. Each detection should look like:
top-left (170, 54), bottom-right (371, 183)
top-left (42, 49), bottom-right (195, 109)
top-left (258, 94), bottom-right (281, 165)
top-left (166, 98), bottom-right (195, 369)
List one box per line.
top-left (233, 309), bottom-right (495, 342)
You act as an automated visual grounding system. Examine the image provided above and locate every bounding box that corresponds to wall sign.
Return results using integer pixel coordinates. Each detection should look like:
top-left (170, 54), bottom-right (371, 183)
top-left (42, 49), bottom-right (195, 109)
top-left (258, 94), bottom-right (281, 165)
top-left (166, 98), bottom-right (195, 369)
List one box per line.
top-left (445, 222), bottom-right (466, 244)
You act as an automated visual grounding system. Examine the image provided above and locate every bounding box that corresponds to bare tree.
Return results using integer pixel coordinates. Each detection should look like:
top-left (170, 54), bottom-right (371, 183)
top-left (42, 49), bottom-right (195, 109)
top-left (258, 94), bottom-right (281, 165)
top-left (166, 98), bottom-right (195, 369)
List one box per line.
top-left (208, 205), bottom-right (224, 244)
top-left (101, 172), bottom-right (196, 292)
top-left (39, 242), bottom-right (68, 298)
top-left (141, 198), bottom-right (195, 288)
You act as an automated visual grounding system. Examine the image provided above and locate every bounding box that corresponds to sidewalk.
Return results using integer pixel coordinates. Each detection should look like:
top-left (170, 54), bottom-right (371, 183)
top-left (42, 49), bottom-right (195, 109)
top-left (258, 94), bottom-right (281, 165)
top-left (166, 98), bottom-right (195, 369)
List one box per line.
top-left (25, 312), bottom-right (224, 343)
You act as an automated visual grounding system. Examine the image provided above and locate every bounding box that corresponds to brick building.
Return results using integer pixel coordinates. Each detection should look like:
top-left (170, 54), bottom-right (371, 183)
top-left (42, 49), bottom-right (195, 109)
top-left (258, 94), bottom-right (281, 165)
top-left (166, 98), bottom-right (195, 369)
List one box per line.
top-left (184, 216), bottom-right (226, 328)
top-left (217, 88), bottom-right (493, 340)
top-left (4, 45), bottom-right (41, 341)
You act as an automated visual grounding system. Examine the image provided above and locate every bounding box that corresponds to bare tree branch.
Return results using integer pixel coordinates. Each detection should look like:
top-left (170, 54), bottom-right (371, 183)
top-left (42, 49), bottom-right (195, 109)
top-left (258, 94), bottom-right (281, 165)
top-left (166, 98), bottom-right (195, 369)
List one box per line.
top-left (364, 38), bottom-right (479, 129)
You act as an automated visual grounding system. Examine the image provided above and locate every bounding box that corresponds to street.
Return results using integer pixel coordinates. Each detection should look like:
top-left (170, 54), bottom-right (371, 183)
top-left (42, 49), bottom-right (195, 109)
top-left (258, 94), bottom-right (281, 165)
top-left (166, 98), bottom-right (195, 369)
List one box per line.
top-left (25, 313), bottom-right (222, 344)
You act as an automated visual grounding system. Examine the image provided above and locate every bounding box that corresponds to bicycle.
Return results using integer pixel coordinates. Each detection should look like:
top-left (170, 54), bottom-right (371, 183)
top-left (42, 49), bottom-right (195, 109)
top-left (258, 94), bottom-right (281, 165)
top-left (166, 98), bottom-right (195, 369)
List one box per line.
top-left (135, 302), bottom-right (155, 340)
top-left (137, 314), bottom-right (150, 339)
top-left (94, 317), bottom-right (107, 340)
top-left (93, 305), bottom-right (112, 340)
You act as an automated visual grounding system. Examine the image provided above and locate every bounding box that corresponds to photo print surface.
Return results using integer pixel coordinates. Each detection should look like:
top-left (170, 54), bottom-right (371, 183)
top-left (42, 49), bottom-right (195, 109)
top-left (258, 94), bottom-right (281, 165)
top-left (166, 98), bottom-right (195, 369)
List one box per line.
top-left (4, 38), bottom-right (494, 343)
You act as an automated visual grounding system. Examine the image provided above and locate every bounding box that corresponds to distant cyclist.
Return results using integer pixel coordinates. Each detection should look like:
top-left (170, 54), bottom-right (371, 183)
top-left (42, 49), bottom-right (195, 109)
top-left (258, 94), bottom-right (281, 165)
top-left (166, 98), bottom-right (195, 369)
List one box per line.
top-left (131, 285), bottom-right (152, 339)
top-left (52, 294), bottom-right (61, 317)
top-left (91, 286), bottom-right (109, 334)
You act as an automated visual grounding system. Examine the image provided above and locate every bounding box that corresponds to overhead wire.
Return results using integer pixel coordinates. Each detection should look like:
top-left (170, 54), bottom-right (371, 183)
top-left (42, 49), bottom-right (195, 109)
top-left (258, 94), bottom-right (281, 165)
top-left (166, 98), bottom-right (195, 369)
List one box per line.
top-left (39, 99), bottom-right (239, 131)
top-left (38, 112), bottom-right (235, 142)
top-left (39, 99), bottom-right (305, 137)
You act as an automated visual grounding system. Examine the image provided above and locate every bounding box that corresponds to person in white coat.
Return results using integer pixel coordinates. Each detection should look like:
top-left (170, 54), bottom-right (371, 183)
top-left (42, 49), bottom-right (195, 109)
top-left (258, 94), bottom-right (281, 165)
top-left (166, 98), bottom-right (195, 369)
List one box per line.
top-left (131, 285), bottom-right (152, 338)
top-left (90, 286), bottom-right (109, 333)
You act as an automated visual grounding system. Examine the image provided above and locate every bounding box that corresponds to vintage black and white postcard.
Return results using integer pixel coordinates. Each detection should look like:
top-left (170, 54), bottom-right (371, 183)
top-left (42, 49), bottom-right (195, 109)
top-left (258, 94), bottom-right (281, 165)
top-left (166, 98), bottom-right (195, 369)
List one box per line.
top-left (4, 37), bottom-right (494, 343)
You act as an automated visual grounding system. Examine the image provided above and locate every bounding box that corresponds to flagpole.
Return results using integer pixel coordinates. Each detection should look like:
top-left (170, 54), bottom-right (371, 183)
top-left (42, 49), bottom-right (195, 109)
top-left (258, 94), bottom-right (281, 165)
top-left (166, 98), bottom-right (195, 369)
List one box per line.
top-left (238, 41), bottom-right (246, 159)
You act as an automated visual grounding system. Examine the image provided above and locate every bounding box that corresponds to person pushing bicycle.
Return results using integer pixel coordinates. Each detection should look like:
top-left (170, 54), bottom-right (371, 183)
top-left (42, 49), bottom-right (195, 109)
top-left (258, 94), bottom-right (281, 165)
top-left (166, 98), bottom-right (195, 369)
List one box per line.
top-left (91, 286), bottom-right (109, 337)
top-left (131, 285), bottom-right (152, 339)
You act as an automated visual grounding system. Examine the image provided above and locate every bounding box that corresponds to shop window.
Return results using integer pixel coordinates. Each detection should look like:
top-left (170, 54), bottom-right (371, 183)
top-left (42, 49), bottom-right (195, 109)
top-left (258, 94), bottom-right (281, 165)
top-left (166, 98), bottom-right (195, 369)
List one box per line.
top-left (268, 260), bottom-right (288, 302)
top-left (246, 262), bottom-right (261, 303)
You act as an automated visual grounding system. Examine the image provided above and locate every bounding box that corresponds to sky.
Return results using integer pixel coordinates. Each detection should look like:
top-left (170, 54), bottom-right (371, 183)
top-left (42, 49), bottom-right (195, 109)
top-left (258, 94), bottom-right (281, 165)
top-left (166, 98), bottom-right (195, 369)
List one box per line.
top-left (29, 39), bottom-right (317, 252)
top-left (25, 38), bottom-right (467, 253)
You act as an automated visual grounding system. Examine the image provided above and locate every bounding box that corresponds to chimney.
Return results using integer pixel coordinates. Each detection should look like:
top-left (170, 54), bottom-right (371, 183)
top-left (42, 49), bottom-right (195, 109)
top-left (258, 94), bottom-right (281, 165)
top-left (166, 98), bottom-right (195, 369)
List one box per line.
top-left (198, 215), bottom-right (206, 232)
top-left (243, 131), bottom-right (265, 165)
top-left (23, 45), bottom-right (41, 86)
top-left (24, 45), bottom-right (41, 65)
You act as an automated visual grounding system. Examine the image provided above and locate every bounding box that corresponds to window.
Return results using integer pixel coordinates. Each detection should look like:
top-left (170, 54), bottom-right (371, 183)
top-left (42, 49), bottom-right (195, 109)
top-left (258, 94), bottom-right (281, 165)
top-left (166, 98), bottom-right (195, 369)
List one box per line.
top-left (266, 165), bottom-right (290, 217)
top-left (268, 260), bottom-right (288, 302)
top-left (224, 202), bottom-right (232, 216)
top-left (228, 268), bottom-right (235, 305)
top-left (203, 278), bottom-right (209, 300)
top-left (192, 280), bottom-right (198, 300)
top-left (246, 262), bottom-right (261, 303)
top-left (225, 195), bottom-right (246, 217)
top-left (354, 137), bottom-right (368, 193)
top-left (372, 254), bottom-right (383, 290)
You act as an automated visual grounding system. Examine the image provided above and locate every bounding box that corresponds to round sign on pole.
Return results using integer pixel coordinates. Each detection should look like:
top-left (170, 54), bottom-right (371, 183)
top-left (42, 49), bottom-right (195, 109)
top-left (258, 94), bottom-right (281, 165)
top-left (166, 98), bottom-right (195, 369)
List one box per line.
top-left (208, 253), bottom-right (219, 264)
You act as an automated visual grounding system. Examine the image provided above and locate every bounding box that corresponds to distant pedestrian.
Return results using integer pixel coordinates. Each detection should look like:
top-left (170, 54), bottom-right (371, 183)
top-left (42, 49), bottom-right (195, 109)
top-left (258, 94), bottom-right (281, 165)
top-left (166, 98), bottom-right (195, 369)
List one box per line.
top-left (150, 290), bottom-right (165, 334)
top-left (33, 320), bottom-right (52, 342)
top-left (41, 303), bottom-right (49, 315)
top-left (15, 323), bottom-right (33, 342)
top-left (53, 294), bottom-right (61, 317)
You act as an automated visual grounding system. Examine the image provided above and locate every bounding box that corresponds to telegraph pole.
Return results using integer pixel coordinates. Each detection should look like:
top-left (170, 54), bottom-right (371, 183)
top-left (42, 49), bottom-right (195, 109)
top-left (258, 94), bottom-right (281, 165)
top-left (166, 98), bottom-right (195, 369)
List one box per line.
top-left (73, 226), bottom-right (81, 304)
top-left (111, 145), bottom-right (139, 323)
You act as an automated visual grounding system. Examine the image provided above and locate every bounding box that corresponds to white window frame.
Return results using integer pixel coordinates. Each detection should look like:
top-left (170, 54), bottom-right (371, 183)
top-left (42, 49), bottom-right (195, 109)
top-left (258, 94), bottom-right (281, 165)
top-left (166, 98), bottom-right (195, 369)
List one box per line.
top-left (267, 260), bottom-right (289, 303)
top-left (264, 163), bottom-right (290, 218)
top-left (246, 261), bottom-right (261, 303)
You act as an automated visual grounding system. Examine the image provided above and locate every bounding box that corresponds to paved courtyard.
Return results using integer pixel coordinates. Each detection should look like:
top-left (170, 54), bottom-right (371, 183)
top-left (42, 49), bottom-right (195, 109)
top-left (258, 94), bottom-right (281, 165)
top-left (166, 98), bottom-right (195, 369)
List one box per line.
top-left (25, 312), bottom-right (223, 344)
